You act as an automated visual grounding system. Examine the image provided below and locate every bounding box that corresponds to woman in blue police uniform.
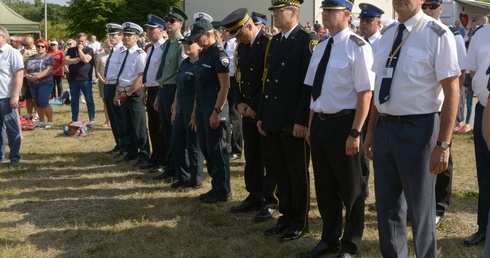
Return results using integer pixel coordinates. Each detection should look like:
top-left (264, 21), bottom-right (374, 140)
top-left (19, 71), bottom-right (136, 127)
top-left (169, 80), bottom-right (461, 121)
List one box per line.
top-left (170, 36), bottom-right (204, 191)
top-left (187, 13), bottom-right (232, 203)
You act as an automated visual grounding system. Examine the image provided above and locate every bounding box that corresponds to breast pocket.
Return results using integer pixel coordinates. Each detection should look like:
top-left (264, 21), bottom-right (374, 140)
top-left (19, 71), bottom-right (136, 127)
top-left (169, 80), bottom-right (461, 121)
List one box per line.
top-left (329, 58), bottom-right (349, 84)
top-left (403, 47), bottom-right (432, 77)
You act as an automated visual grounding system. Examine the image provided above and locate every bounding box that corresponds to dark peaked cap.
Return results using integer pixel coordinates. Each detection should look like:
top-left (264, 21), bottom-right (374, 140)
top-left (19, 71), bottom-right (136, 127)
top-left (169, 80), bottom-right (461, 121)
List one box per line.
top-left (221, 8), bottom-right (251, 38)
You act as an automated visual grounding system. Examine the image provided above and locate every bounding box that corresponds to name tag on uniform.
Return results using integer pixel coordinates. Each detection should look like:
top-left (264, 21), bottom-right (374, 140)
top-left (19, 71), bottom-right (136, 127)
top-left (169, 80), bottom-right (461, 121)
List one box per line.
top-left (382, 67), bottom-right (394, 78)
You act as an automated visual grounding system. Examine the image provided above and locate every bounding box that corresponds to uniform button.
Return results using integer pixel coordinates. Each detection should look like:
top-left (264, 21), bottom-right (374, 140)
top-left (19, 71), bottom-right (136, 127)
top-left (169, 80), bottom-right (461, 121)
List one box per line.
top-left (243, 94), bottom-right (246, 97)
top-left (241, 81), bottom-right (244, 84)
top-left (265, 95), bottom-right (269, 99)
top-left (275, 79), bottom-right (279, 83)
top-left (247, 82), bottom-right (250, 85)
top-left (274, 96), bottom-right (278, 100)
top-left (266, 79), bottom-right (270, 82)
top-left (281, 62), bottom-right (285, 66)
top-left (250, 68), bottom-right (253, 71)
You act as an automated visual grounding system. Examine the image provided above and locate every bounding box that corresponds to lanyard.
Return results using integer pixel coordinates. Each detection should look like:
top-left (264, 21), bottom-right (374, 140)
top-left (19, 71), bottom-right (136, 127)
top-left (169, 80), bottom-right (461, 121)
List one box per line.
top-left (388, 16), bottom-right (424, 66)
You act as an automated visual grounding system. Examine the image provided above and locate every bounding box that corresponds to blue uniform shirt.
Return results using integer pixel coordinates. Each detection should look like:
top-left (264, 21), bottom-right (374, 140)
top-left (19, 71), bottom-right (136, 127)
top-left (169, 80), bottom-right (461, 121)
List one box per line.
top-left (176, 57), bottom-right (198, 115)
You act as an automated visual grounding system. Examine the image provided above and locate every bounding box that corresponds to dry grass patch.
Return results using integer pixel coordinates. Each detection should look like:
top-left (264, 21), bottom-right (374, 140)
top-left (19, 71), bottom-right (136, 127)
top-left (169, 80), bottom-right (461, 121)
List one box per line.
top-left (0, 88), bottom-right (487, 257)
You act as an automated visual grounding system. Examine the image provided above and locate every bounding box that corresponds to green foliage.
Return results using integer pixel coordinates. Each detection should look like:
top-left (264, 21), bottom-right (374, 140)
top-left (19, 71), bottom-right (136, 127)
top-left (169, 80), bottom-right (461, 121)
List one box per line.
top-left (64, 0), bottom-right (182, 40)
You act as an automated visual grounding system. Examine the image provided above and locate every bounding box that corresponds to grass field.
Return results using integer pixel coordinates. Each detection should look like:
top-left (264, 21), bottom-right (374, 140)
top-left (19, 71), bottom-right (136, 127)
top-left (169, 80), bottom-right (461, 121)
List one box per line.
top-left (0, 87), bottom-right (486, 258)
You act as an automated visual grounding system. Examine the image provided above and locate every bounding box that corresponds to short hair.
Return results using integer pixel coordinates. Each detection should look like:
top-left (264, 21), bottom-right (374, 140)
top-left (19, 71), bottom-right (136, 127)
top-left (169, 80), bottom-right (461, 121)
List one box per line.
top-left (76, 32), bottom-right (87, 39)
top-left (0, 25), bottom-right (10, 42)
top-left (35, 38), bottom-right (49, 47)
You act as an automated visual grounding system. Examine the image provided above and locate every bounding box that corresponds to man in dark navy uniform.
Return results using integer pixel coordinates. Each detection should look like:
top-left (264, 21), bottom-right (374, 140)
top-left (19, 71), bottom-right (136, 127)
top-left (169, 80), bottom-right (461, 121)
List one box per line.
top-left (220, 8), bottom-right (278, 222)
top-left (257, 0), bottom-right (318, 242)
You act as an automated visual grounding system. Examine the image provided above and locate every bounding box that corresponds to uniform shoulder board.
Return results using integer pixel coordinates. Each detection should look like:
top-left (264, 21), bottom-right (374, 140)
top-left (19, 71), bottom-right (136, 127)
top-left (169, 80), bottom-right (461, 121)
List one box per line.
top-left (449, 27), bottom-right (460, 36)
top-left (380, 23), bottom-right (395, 35)
top-left (137, 49), bottom-right (145, 54)
top-left (217, 44), bottom-right (225, 52)
top-left (473, 24), bottom-right (486, 35)
top-left (427, 21), bottom-right (446, 37)
top-left (349, 34), bottom-right (366, 46)
top-left (121, 48), bottom-right (127, 53)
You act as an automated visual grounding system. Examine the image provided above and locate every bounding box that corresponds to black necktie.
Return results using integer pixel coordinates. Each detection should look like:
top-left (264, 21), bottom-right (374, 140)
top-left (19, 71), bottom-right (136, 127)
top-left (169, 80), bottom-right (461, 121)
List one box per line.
top-left (486, 65), bottom-right (490, 98)
top-left (311, 38), bottom-right (333, 101)
top-left (142, 44), bottom-right (155, 84)
top-left (379, 24), bottom-right (406, 104)
top-left (156, 42), bottom-right (171, 80)
top-left (223, 41), bottom-right (228, 50)
top-left (116, 50), bottom-right (129, 84)
top-left (103, 48), bottom-right (114, 78)
top-left (365, 37), bottom-right (371, 45)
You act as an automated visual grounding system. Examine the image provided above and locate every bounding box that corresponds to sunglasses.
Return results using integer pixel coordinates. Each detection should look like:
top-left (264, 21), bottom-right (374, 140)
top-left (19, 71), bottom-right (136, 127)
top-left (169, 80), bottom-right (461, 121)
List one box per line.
top-left (422, 3), bottom-right (441, 9)
top-left (182, 41), bottom-right (194, 45)
top-left (164, 18), bottom-right (177, 24)
top-left (36, 45), bottom-right (46, 48)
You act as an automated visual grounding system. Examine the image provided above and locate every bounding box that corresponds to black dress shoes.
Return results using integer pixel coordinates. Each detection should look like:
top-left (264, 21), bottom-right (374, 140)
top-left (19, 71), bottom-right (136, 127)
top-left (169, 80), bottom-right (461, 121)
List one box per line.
top-left (435, 214), bottom-right (445, 228)
top-left (139, 162), bottom-right (155, 169)
top-left (105, 147), bottom-right (119, 154)
top-left (230, 200), bottom-right (263, 213)
top-left (171, 180), bottom-right (189, 189)
top-left (152, 171), bottom-right (174, 180)
top-left (254, 206), bottom-right (278, 222)
top-left (116, 155), bottom-right (135, 163)
top-left (280, 230), bottom-right (303, 242)
top-left (264, 224), bottom-right (288, 236)
top-left (300, 241), bottom-right (340, 258)
top-left (149, 165), bottom-right (165, 173)
top-left (464, 231), bottom-right (485, 246)
top-left (336, 252), bottom-right (356, 258)
top-left (132, 160), bottom-right (149, 168)
top-left (181, 182), bottom-right (202, 192)
top-left (202, 192), bottom-right (232, 203)
top-left (113, 152), bottom-right (125, 159)
top-left (199, 189), bottom-right (215, 200)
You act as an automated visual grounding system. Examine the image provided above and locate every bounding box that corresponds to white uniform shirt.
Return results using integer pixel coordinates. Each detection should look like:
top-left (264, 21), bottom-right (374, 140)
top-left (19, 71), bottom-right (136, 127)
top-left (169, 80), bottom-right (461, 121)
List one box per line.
top-left (223, 38), bottom-right (237, 76)
top-left (305, 27), bottom-right (375, 114)
top-left (454, 33), bottom-right (466, 71)
top-left (117, 45), bottom-right (147, 87)
top-left (466, 24), bottom-right (490, 107)
top-left (105, 42), bottom-right (125, 81)
top-left (144, 38), bottom-right (165, 87)
top-left (0, 43), bottom-right (24, 98)
top-left (365, 31), bottom-right (381, 53)
top-left (373, 11), bottom-right (460, 115)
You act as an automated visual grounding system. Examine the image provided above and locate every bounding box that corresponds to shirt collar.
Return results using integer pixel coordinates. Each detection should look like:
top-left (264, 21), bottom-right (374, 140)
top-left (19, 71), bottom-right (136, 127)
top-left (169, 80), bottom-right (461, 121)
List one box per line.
top-left (331, 27), bottom-right (351, 45)
top-left (282, 23), bottom-right (299, 39)
top-left (401, 10), bottom-right (424, 32)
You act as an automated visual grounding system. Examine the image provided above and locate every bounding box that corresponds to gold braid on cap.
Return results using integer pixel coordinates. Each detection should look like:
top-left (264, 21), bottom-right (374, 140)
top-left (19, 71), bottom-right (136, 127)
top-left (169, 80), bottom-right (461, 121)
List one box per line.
top-left (275, 0), bottom-right (301, 7)
top-left (227, 14), bottom-right (250, 32)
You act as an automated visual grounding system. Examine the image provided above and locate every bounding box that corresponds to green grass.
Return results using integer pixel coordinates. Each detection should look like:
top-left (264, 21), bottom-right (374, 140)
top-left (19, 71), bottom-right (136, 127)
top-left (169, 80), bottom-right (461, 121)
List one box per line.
top-left (0, 86), bottom-right (486, 257)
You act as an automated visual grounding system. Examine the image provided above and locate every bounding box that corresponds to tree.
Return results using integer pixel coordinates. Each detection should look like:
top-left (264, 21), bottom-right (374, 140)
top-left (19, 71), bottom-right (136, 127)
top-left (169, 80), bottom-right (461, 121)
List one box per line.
top-left (64, 0), bottom-right (181, 40)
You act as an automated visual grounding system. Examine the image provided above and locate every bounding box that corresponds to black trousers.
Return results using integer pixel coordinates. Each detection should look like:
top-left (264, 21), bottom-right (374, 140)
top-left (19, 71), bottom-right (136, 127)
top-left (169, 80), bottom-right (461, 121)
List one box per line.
top-left (145, 87), bottom-right (164, 164)
top-left (435, 153), bottom-right (453, 216)
top-left (103, 83), bottom-right (125, 154)
top-left (226, 77), bottom-right (243, 155)
top-left (121, 87), bottom-right (150, 161)
top-left (267, 130), bottom-right (309, 232)
top-left (242, 120), bottom-right (277, 206)
top-left (310, 113), bottom-right (364, 255)
top-left (157, 86), bottom-right (176, 173)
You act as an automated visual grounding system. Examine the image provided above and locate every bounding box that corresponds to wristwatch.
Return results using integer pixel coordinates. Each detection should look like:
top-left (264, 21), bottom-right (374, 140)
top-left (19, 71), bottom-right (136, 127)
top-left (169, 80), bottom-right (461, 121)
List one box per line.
top-left (349, 129), bottom-right (361, 138)
top-left (436, 141), bottom-right (451, 149)
top-left (214, 107), bottom-right (222, 114)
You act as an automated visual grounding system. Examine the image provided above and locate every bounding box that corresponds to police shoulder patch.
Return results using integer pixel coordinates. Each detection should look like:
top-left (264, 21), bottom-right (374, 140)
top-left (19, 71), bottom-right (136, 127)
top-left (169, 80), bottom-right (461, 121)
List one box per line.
top-left (136, 49), bottom-right (145, 54)
top-left (380, 23), bottom-right (395, 35)
top-left (220, 55), bottom-right (230, 68)
top-left (427, 21), bottom-right (446, 37)
top-left (349, 35), bottom-right (366, 46)
top-left (309, 39), bottom-right (319, 53)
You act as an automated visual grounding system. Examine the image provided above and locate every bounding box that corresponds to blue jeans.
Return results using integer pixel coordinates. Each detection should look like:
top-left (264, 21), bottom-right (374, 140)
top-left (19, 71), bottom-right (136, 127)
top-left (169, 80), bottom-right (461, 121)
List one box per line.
top-left (68, 80), bottom-right (95, 122)
top-left (29, 83), bottom-right (52, 108)
top-left (0, 98), bottom-right (21, 161)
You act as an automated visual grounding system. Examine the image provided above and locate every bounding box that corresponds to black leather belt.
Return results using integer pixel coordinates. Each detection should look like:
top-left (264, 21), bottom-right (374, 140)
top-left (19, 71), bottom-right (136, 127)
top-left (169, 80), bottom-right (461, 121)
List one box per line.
top-left (159, 84), bottom-right (176, 88)
top-left (316, 109), bottom-right (355, 120)
top-left (146, 86), bottom-right (159, 91)
top-left (380, 113), bottom-right (435, 126)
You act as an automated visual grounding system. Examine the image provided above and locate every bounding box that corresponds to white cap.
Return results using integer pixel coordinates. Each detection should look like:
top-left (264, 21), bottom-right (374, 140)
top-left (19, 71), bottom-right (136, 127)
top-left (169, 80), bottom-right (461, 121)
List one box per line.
top-left (193, 12), bottom-right (213, 22)
top-left (50, 40), bottom-right (58, 45)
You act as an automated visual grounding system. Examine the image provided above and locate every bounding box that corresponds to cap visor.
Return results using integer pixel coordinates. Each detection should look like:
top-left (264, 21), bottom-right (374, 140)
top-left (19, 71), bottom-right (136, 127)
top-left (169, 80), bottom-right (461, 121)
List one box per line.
top-left (268, 4), bottom-right (286, 10)
top-left (228, 28), bottom-right (243, 38)
top-left (186, 33), bottom-right (201, 42)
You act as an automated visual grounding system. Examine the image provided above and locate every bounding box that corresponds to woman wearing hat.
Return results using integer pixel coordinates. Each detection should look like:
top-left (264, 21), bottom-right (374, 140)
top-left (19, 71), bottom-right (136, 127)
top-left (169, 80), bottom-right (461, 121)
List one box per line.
top-left (170, 37), bottom-right (204, 191)
top-left (187, 14), bottom-right (232, 203)
top-left (48, 40), bottom-right (64, 100)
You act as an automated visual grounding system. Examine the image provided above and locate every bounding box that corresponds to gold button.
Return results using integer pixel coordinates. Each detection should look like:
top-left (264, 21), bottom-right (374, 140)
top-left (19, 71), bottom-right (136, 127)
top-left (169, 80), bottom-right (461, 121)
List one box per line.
top-left (241, 81), bottom-right (244, 84)
top-left (250, 68), bottom-right (253, 71)
top-left (266, 79), bottom-right (270, 82)
top-left (281, 62), bottom-right (285, 66)
top-left (275, 79), bottom-right (278, 83)
top-left (265, 95), bottom-right (269, 99)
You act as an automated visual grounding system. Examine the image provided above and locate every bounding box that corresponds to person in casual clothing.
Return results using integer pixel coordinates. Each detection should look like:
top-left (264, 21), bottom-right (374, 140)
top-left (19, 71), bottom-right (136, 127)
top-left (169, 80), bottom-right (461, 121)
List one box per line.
top-left (0, 26), bottom-right (23, 168)
top-left (24, 38), bottom-right (54, 128)
top-left (94, 39), bottom-right (112, 127)
top-left (48, 40), bottom-right (64, 100)
top-left (63, 33), bottom-right (95, 125)
top-left (21, 36), bottom-right (37, 120)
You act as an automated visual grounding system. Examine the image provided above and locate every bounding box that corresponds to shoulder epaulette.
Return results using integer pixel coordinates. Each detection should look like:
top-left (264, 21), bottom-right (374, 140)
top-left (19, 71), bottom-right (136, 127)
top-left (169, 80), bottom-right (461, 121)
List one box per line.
top-left (137, 49), bottom-right (144, 54)
top-left (473, 24), bottom-right (486, 35)
top-left (349, 34), bottom-right (366, 46)
top-left (427, 21), bottom-right (446, 37)
top-left (449, 27), bottom-right (460, 36)
top-left (381, 23), bottom-right (395, 35)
